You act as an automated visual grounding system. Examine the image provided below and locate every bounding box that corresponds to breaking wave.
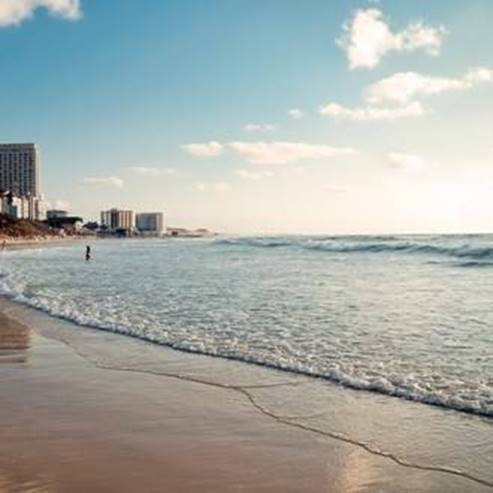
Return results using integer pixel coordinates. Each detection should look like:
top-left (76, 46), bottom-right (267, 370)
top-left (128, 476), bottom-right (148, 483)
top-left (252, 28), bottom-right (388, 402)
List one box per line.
top-left (217, 236), bottom-right (493, 262)
top-left (0, 278), bottom-right (491, 419)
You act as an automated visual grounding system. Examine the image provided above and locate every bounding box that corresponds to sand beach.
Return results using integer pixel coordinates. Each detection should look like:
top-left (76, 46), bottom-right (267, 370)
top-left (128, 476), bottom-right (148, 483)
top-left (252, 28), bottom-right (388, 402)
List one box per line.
top-left (0, 297), bottom-right (491, 492)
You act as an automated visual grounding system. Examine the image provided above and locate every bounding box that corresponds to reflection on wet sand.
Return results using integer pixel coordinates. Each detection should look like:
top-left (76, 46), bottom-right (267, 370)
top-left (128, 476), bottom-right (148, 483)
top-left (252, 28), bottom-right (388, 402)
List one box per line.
top-left (0, 313), bottom-right (31, 364)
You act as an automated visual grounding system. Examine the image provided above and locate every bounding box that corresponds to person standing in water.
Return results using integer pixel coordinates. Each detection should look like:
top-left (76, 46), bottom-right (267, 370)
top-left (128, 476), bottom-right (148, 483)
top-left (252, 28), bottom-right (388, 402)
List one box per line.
top-left (85, 245), bottom-right (91, 261)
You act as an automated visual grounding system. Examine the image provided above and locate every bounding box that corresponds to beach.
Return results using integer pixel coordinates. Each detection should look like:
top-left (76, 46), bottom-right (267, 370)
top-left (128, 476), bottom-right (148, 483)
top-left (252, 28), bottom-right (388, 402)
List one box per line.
top-left (2, 1), bottom-right (492, 490)
top-left (1, 236), bottom-right (88, 251)
top-left (1, 297), bottom-right (492, 492)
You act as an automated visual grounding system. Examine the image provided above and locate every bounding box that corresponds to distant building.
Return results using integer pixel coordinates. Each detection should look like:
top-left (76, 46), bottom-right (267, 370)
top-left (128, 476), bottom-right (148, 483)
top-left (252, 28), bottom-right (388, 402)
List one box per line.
top-left (83, 221), bottom-right (99, 231)
top-left (0, 192), bottom-right (45, 221)
top-left (100, 208), bottom-right (134, 233)
top-left (0, 143), bottom-right (40, 197)
top-left (136, 212), bottom-right (165, 236)
top-left (47, 209), bottom-right (68, 220)
top-left (166, 227), bottom-right (214, 237)
top-left (0, 143), bottom-right (45, 221)
top-left (46, 216), bottom-right (83, 234)
top-left (0, 194), bottom-right (23, 219)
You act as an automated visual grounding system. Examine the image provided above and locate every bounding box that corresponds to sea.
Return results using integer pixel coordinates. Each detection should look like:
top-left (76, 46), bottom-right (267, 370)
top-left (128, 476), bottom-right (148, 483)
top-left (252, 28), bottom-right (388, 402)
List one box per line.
top-left (1, 234), bottom-right (493, 488)
top-left (0, 234), bottom-right (492, 418)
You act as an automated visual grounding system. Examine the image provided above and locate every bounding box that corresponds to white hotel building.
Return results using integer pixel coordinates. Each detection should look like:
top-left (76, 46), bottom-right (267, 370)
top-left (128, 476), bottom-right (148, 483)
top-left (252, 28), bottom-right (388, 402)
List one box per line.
top-left (101, 208), bottom-right (135, 232)
top-left (100, 209), bottom-right (165, 236)
top-left (136, 212), bottom-right (166, 236)
top-left (0, 143), bottom-right (45, 220)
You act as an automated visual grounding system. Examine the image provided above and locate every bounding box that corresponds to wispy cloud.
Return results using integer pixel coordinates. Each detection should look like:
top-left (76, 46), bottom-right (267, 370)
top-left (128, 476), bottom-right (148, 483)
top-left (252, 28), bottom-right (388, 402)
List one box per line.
top-left (288, 108), bottom-right (304, 119)
top-left (81, 176), bottom-right (123, 189)
top-left (367, 67), bottom-right (493, 104)
top-left (338, 8), bottom-right (446, 69)
top-left (319, 101), bottom-right (425, 121)
top-left (0, 0), bottom-right (81, 27)
top-left (127, 166), bottom-right (176, 176)
top-left (319, 66), bottom-right (493, 121)
top-left (388, 152), bottom-right (426, 171)
top-left (235, 169), bottom-right (274, 180)
top-left (228, 141), bottom-right (355, 165)
top-left (182, 141), bottom-right (224, 157)
top-left (243, 123), bottom-right (277, 132)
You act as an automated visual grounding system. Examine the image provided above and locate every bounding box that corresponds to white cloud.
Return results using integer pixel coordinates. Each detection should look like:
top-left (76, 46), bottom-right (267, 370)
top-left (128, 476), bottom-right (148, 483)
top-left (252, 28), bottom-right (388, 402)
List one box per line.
top-left (288, 108), bottom-right (304, 119)
top-left (0, 0), bottom-right (81, 27)
top-left (388, 152), bottom-right (425, 171)
top-left (182, 141), bottom-right (224, 157)
top-left (235, 169), bottom-right (274, 180)
top-left (464, 67), bottom-right (493, 84)
top-left (194, 182), bottom-right (231, 192)
top-left (243, 123), bottom-right (277, 132)
top-left (367, 67), bottom-right (493, 104)
top-left (319, 101), bottom-right (425, 121)
top-left (319, 66), bottom-right (493, 122)
top-left (228, 141), bottom-right (355, 165)
top-left (338, 8), bottom-right (446, 69)
top-left (127, 166), bottom-right (176, 176)
top-left (81, 176), bottom-right (123, 189)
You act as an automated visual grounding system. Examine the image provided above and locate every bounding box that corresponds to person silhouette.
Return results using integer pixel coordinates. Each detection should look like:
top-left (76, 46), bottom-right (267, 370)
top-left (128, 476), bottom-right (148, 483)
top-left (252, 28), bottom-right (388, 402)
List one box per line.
top-left (85, 245), bottom-right (91, 261)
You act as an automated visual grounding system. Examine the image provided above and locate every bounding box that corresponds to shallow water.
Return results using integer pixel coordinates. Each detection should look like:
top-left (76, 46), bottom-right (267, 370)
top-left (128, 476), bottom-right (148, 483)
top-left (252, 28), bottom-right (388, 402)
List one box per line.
top-left (0, 235), bottom-right (492, 417)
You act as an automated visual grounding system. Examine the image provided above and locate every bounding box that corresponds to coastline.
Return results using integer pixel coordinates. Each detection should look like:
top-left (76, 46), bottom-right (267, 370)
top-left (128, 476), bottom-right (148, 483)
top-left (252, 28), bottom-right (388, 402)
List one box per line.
top-left (1, 235), bottom-right (89, 251)
top-left (0, 298), bottom-right (492, 492)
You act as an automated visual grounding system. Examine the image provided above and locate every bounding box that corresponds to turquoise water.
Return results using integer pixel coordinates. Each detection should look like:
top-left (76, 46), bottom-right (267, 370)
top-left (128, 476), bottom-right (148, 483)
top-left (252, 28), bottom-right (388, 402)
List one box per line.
top-left (1, 235), bottom-right (492, 417)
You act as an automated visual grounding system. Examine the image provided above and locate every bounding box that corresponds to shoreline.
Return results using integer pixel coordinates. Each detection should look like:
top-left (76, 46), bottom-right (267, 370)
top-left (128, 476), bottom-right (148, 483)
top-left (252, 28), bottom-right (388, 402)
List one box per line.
top-left (1, 298), bottom-right (492, 492)
top-left (1, 235), bottom-right (89, 251)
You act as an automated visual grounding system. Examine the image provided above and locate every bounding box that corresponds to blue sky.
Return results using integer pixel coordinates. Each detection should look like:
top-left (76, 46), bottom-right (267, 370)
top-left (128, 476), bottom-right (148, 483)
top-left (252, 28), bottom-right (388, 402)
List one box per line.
top-left (1, 0), bottom-right (493, 233)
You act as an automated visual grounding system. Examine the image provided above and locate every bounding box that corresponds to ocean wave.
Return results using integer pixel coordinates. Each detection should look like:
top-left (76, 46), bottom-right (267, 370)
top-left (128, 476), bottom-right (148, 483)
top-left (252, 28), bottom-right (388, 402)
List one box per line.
top-left (455, 260), bottom-right (493, 268)
top-left (306, 241), bottom-right (493, 260)
top-left (216, 236), bottom-right (493, 261)
top-left (216, 237), bottom-right (293, 248)
top-left (0, 279), bottom-right (491, 419)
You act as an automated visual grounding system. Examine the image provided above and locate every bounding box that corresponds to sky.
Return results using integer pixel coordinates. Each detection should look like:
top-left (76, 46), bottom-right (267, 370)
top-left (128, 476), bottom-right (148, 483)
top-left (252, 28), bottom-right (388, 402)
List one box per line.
top-left (1, 0), bottom-right (493, 234)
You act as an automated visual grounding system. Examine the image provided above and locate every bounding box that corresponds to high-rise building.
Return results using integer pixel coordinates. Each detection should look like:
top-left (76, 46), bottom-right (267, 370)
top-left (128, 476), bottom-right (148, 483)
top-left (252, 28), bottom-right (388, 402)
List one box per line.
top-left (100, 208), bottom-right (134, 232)
top-left (0, 143), bottom-right (40, 197)
top-left (136, 212), bottom-right (165, 236)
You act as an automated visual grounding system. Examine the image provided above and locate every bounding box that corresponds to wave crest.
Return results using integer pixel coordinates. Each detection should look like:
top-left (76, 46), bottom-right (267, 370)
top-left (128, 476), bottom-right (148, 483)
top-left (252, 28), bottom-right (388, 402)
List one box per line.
top-left (216, 236), bottom-right (493, 262)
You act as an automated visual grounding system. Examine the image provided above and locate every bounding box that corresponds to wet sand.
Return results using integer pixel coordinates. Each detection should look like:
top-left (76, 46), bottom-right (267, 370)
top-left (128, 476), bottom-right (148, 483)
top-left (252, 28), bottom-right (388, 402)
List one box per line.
top-left (0, 306), bottom-right (491, 492)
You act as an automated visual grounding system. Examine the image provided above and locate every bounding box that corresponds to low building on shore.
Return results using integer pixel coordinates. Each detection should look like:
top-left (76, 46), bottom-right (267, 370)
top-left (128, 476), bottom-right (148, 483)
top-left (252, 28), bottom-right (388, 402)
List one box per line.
top-left (45, 215), bottom-right (83, 234)
top-left (47, 209), bottom-right (68, 220)
top-left (166, 227), bottom-right (215, 237)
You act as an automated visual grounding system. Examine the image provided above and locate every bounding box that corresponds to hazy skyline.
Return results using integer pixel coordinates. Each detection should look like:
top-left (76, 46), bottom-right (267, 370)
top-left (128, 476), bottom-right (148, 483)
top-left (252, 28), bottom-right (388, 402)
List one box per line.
top-left (1, 0), bottom-right (493, 233)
